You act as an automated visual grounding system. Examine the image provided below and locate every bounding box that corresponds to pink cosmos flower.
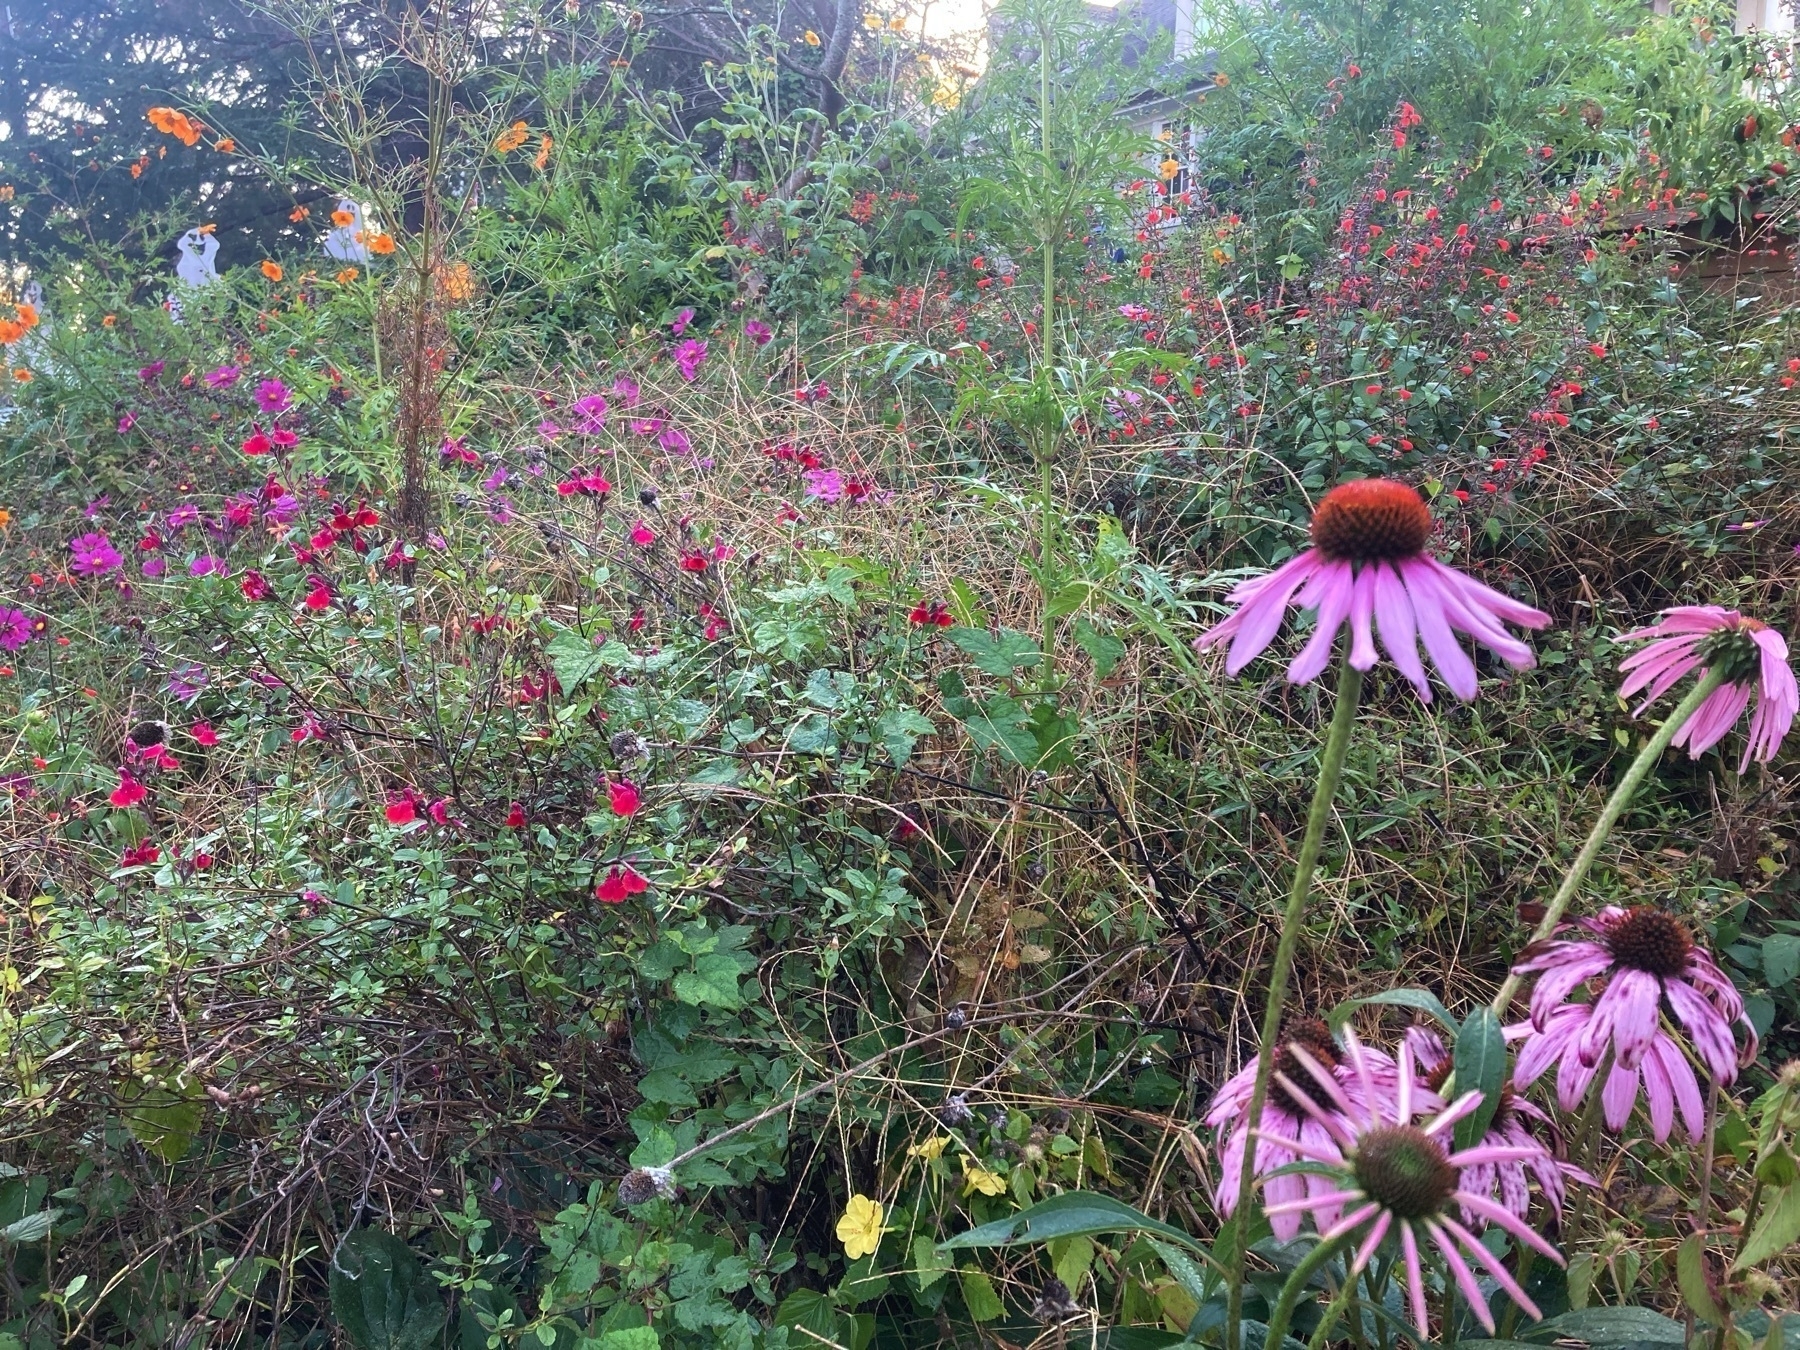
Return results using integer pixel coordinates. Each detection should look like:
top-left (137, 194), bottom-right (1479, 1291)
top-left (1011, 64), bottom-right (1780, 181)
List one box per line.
top-left (672, 339), bottom-right (707, 381)
top-left (1617, 606), bottom-right (1797, 772)
top-left (139, 361), bottom-right (165, 382)
top-left (1272, 1030), bottom-right (1564, 1336)
top-left (745, 318), bottom-right (772, 346)
top-left (204, 365), bottom-right (241, 389)
top-left (804, 467), bottom-right (845, 503)
top-left (0, 608), bottom-right (31, 652)
top-left (571, 394), bottom-right (608, 434)
top-left (632, 412), bottom-right (666, 436)
top-left (1206, 1019), bottom-right (1398, 1241)
top-left (255, 379), bottom-right (292, 415)
top-left (117, 411), bottom-right (138, 434)
top-left (1509, 905), bottom-right (1754, 1140)
top-left (670, 306), bottom-right (695, 336)
top-left (658, 425), bottom-right (692, 455)
top-left (611, 375), bottom-right (641, 407)
top-left (1403, 1026), bottom-right (1588, 1220)
top-left (1193, 479), bottom-right (1550, 700)
top-left (69, 532), bottom-right (123, 577)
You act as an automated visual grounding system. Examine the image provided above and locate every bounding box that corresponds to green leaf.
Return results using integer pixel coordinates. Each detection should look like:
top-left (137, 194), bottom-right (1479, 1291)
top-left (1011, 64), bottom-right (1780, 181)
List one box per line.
top-left (938, 1191), bottom-right (1216, 1270)
top-left (774, 1288), bottom-right (838, 1340)
top-left (0, 1208), bottom-right (61, 1244)
top-left (1044, 581), bottom-right (1093, 621)
top-left (1526, 1306), bottom-right (1689, 1347)
top-left (671, 949), bottom-right (752, 1009)
top-left (944, 626), bottom-right (1042, 677)
top-left (1072, 618), bottom-right (1125, 678)
top-left (546, 628), bottom-right (606, 693)
top-left (1327, 988), bottom-right (1458, 1035)
top-left (1735, 1182), bottom-right (1800, 1271)
top-left (1051, 1234), bottom-right (1094, 1294)
top-left (118, 1079), bottom-right (204, 1164)
top-left (1452, 1008), bottom-right (1507, 1151)
top-left (910, 1235), bottom-right (951, 1291)
top-left (875, 709), bottom-right (936, 767)
top-left (328, 1229), bottom-right (447, 1350)
top-left (1676, 1234), bottom-right (1726, 1326)
top-left (1763, 934), bottom-right (1800, 987)
top-left (597, 1332), bottom-right (659, 1350)
top-left (958, 1268), bottom-right (1005, 1322)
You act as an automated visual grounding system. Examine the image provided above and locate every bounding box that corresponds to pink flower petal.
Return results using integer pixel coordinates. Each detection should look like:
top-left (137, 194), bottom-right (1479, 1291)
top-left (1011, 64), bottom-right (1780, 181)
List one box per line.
top-left (1287, 560), bottom-right (1356, 683)
top-left (1399, 558), bottom-right (1480, 698)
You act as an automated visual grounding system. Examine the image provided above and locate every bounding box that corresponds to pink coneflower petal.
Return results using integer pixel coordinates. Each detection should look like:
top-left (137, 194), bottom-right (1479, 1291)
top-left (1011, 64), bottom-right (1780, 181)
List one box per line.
top-left (1268, 1079), bottom-right (1357, 1155)
top-left (1372, 561), bottom-right (1432, 698)
top-left (1618, 606), bottom-right (1732, 639)
top-left (1347, 565), bottom-right (1380, 671)
top-left (1640, 1039), bottom-right (1676, 1142)
top-left (1675, 682), bottom-right (1753, 757)
top-left (1204, 552), bottom-right (1321, 674)
top-left (1652, 1033), bottom-right (1706, 1140)
top-left (1265, 1188), bottom-right (1365, 1217)
top-left (1423, 1090), bottom-right (1486, 1139)
top-left (1428, 1217), bottom-right (1498, 1333)
top-left (1289, 560), bottom-right (1356, 683)
top-left (1397, 557), bottom-right (1481, 698)
top-left (1455, 1193), bottom-right (1565, 1264)
top-left (1601, 1058), bottom-right (1641, 1130)
top-left (1320, 1200), bottom-right (1382, 1243)
top-left (1351, 1208), bottom-right (1393, 1275)
top-left (1439, 1213), bottom-right (1543, 1324)
top-left (1399, 1222), bottom-right (1431, 1335)
top-left (1581, 967), bottom-right (1662, 1069)
top-left (1664, 979), bottom-right (1738, 1081)
top-left (1523, 947), bottom-right (1613, 1027)
top-left (1425, 557), bottom-right (1551, 632)
top-left (1286, 1046), bottom-right (1362, 1123)
top-left (1426, 561), bottom-right (1540, 668)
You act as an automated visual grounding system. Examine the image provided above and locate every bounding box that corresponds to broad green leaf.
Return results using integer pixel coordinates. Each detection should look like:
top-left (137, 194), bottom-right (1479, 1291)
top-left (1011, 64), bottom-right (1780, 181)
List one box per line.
top-left (546, 627), bottom-right (606, 693)
top-left (958, 1267), bottom-right (1004, 1322)
top-left (875, 709), bottom-right (936, 767)
top-left (1676, 1234), bottom-right (1726, 1325)
top-left (938, 1191), bottom-right (1217, 1271)
top-left (597, 1330), bottom-right (659, 1350)
top-left (118, 1079), bottom-right (204, 1164)
top-left (774, 1289), bottom-right (837, 1341)
top-left (943, 626), bottom-right (1042, 677)
top-left (1050, 1234), bottom-right (1094, 1293)
top-left (1073, 618), bottom-right (1125, 678)
top-left (328, 1229), bottom-right (447, 1350)
top-left (1526, 1306), bottom-right (1689, 1347)
top-left (671, 949), bottom-right (752, 1009)
top-left (0, 1209), bottom-right (61, 1244)
top-left (1452, 1008), bottom-right (1507, 1151)
top-left (910, 1235), bottom-right (951, 1291)
top-left (1327, 988), bottom-right (1458, 1035)
top-left (1045, 581), bottom-right (1094, 621)
top-left (1762, 934), bottom-right (1800, 987)
top-left (1735, 1182), bottom-right (1800, 1271)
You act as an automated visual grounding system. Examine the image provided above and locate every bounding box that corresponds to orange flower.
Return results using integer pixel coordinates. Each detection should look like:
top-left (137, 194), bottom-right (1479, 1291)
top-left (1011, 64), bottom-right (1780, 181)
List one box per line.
top-left (289, 205), bottom-right (311, 222)
top-left (335, 267), bottom-right (360, 284)
top-left (261, 260), bottom-right (284, 282)
top-left (0, 185), bottom-right (13, 201)
top-left (494, 120), bottom-right (529, 153)
top-left (214, 137), bottom-right (235, 153)
top-left (102, 314), bottom-right (117, 327)
top-left (368, 233), bottom-right (396, 255)
top-left (146, 106), bottom-right (202, 146)
top-left (18, 303), bottom-right (38, 329)
top-left (11, 368), bottom-right (29, 383)
top-left (0, 320), bottom-right (23, 344)
top-left (534, 134), bottom-right (553, 171)
top-left (130, 161), bottom-right (145, 179)
top-left (331, 207), bottom-right (355, 227)
top-left (437, 261), bottom-right (475, 301)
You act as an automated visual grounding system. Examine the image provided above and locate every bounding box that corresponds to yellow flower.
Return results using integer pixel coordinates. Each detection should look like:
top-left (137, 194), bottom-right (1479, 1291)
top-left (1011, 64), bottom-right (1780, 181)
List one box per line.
top-left (961, 1157), bottom-right (1007, 1197)
top-left (863, 12), bottom-right (880, 26)
top-left (260, 260), bottom-right (284, 282)
top-left (889, 15), bottom-right (906, 29)
top-left (494, 120), bottom-right (530, 153)
top-left (1159, 157), bottom-right (1180, 180)
top-left (836, 1194), bottom-right (887, 1259)
top-left (803, 29), bottom-right (820, 45)
top-left (909, 1135), bottom-right (949, 1161)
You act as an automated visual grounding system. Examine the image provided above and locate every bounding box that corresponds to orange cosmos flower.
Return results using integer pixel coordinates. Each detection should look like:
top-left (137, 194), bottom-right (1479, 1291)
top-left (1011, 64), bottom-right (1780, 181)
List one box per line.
top-left (494, 121), bottom-right (529, 152)
top-left (11, 368), bottom-right (29, 382)
top-left (331, 207), bottom-right (355, 227)
top-left (290, 205), bottom-right (311, 221)
top-left (261, 260), bottom-right (284, 282)
top-left (335, 267), bottom-right (359, 284)
top-left (214, 138), bottom-right (235, 153)
top-left (534, 135), bottom-right (553, 171)
top-left (368, 233), bottom-right (396, 255)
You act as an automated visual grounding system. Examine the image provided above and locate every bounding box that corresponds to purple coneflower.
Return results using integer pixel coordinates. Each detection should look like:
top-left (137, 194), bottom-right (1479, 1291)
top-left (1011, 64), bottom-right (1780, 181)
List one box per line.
top-left (1206, 1018), bottom-right (1397, 1240)
top-left (1618, 606), bottom-right (1797, 772)
top-left (1509, 905), bottom-right (1754, 1140)
top-left (1194, 478), bottom-right (1550, 700)
top-left (1403, 1026), bottom-right (1587, 1220)
top-left (69, 531), bottom-right (122, 577)
top-left (1271, 1031), bottom-right (1563, 1336)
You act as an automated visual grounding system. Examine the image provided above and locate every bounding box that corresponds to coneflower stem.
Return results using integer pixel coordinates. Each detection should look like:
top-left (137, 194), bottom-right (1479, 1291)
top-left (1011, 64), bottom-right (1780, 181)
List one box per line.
top-left (1224, 663), bottom-right (1365, 1350)
top-left (1489, 666), bottom-right (1730, 1018)
top-left (1263, 1230), bottom-right (1354, 1350)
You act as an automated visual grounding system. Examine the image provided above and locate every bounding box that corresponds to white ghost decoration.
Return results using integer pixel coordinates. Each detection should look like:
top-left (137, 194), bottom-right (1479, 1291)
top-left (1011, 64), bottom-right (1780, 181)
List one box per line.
top-left (175, 227), bottom-right (221, 289)
top-left (323, 200), bottom-right (371, 263)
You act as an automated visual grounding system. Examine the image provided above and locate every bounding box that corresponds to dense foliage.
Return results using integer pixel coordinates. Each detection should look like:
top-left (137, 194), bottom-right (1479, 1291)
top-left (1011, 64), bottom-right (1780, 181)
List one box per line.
top-left (2, 0), bottom-right (1799, 1347)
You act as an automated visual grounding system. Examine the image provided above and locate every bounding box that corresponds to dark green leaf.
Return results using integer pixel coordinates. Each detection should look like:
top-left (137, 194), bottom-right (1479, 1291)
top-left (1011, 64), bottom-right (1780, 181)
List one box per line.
top-left (1452, 1007), bottom-right (1507, 1151)
top-left (328, 1229), bottom-right (447, 1350)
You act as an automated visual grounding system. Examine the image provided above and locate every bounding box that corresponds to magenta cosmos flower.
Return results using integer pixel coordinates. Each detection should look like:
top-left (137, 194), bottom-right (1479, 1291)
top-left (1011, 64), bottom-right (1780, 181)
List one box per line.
top-left (1194, 479), bottom-right (1550, 700)
top-left (1618, 606), bottom-right (1797, 772)
top-left (1404, 1026), bottom-right (1588, 1220)
top-left (1206, 1018), bottom-right (1398, 1241)
top-left (1509, 905), bottom-right (1754, 1141)
top-left (1272, 1030), bottom-right (1563, 1336)
top-left (0, 607), bottom-right (32, 651)
top-left (69, 531), bottom-right (123, 577)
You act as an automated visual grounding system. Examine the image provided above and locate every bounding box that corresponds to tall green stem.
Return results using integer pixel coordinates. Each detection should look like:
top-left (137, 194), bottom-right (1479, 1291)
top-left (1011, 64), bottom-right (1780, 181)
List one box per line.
top-left (1224, 663), bottom-right (1365, 1350)
top-left (1488, 666), bottom-right (1729, 1018)
top-left (1263, 1232), bottom-right (1354, 1350)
